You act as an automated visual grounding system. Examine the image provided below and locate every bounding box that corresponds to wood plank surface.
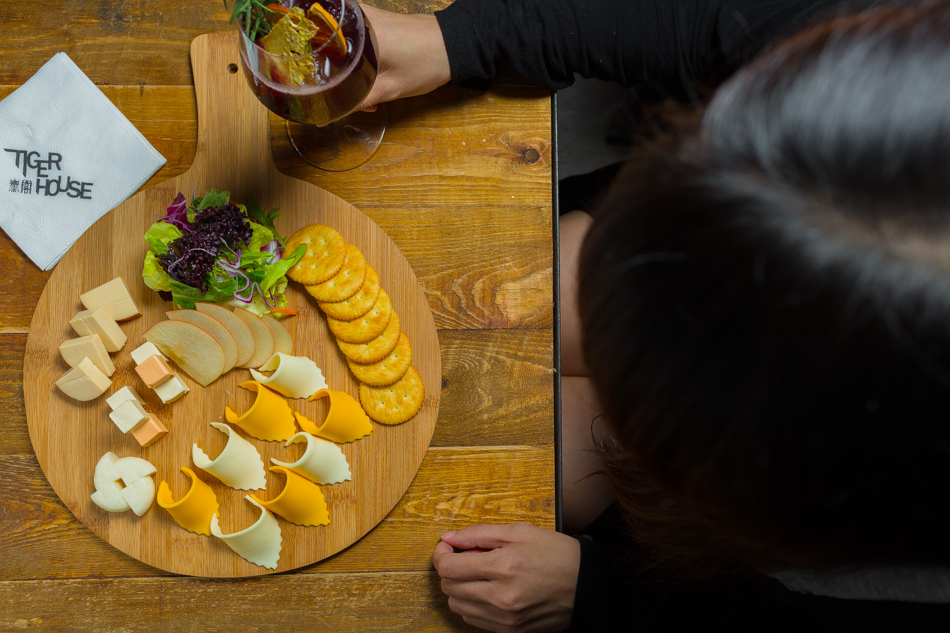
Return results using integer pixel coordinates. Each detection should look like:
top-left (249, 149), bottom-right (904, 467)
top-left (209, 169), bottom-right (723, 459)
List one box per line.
top-left (0, 0), bottom-right (555, 627)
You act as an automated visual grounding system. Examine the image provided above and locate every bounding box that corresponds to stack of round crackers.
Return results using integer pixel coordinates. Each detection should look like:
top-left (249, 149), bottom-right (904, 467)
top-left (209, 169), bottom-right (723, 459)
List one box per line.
top-left (285, 224), bottom-right (424, 425)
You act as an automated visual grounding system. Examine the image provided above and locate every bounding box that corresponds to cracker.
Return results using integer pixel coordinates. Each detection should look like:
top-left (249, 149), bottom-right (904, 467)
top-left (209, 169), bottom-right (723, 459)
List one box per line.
top-left (327, 289), bottom-right (393, 343)
top-left (337, 311), bottom-right (401, 364)
top-left (359, 365), bottom-right (425, 425)
top-left (305, 243), bottom-right (367, 303)
top-left (285, 224), bottom-right (347, 285)
top-left (347, 332), bottom-right (411, 386)
top-left (319, 266), bottom-right (381, 321)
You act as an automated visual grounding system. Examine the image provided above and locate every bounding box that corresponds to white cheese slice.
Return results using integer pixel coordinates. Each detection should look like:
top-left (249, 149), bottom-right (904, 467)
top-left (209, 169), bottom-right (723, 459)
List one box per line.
top-left (79, 277), bottom-right (141, 321)
top-left (192, 422), bottom-right (266, 490)
top-left (153, 374), bottom-right (190, 404)
top-left (271, 432), bottom-right (351, 485)
top-left (210, 496), bottom-right (282, 569)
top-left (109, 399), bottom-right (150, 433)
top-left (90, 452), bottom-right (156, 515)
top-left (114, 456), bottom-right (158, 486)
top-left (56, 357), bottom-right (112, 401)
top-left (130, 341), bottom-right (168, 366)
top-left (59, 334), bottom-right (115, 377)
top-left (249, 353), bottom-right (328, 399)
top-left (119, 476), bottom-right (155, 516)
top-left (106, 386), bottom-right (145, 411)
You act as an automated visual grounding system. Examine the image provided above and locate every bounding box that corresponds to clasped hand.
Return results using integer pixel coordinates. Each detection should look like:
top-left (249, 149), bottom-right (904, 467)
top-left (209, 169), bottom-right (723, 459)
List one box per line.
top-left (432, 522), bottom-right (581, 633)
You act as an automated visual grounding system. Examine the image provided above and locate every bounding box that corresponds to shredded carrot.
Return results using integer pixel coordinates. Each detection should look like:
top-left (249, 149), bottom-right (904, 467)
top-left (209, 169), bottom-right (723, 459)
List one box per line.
top-left (266, 3), bottom-right (291, 13)
top-left (270, 307), bottom-right (297, 315)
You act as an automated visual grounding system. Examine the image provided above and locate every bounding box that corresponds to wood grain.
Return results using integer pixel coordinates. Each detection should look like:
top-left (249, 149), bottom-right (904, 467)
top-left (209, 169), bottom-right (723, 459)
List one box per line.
top-left (21, 33), bottom-right (441, 577)
top-left (0, 446), bottom-right (554, 580)
top-left (0, 571), bottom-right (466, 632)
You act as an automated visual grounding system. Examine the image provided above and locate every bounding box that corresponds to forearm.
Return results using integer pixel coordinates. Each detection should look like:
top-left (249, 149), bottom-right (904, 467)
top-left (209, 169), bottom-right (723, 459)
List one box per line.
top-left (434, 0), bottom-right (845, 90)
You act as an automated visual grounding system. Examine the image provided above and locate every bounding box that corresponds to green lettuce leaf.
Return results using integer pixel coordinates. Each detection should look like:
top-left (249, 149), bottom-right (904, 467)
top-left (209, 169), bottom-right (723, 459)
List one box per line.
top-left (143, 221), bottom-right (183, 255)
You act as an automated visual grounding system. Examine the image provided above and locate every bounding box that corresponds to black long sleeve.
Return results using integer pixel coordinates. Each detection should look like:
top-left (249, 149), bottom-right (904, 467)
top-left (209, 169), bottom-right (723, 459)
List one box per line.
top-left (435, 0), bottom-right (843, 90)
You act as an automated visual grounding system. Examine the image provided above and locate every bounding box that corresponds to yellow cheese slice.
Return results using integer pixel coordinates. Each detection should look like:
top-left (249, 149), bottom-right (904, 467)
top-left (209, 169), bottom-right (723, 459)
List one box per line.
top-left (192, 422), bottom-right (267, 490)
top-left (271, 432), bottom-right (351, 485)
top-left (303, 389), bottom-right (373, 443)
top-left (248, 353), bottom-right (328, 399)
top-left (224, 381), bottom-right (297, 441)
top-left (210, 495), bottom-right (282, 569)
top-left (157, 466), bottom-right (219, 536)
top-left (250, 466), bottom-right (329, 527)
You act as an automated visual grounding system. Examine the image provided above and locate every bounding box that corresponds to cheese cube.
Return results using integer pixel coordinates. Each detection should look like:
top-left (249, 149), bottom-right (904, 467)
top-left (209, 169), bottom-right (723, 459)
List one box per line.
top-left (55, 357), bottom-right (112, 401)
top-left (131, 414), bottom-right (168, 447)
top-left (59, 334), bottom-right (115, 377)
top-left (109, 399), bottom-right (150, 433)
top-left (130, 341), bottom-right (168, 366)
top-left (106, 386), bottom-right (146, 410)
top-left (80, 277), bottom-right (141, 322)
top-left (153, 374), bottom-right (190, 404)
top-left (69, 306), bottom-right (127, 352)
top-left (135, 354), bottom-right (175, 388)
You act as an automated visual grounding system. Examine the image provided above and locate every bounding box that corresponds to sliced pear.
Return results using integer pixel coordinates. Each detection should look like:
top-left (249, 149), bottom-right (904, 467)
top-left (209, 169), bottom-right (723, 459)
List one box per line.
top-left (196, 303), bottom-right (255, 368)
top-left (167, 309), bottom-right (239, 372)
top-left (262, 314), bottom-right (293, 355)
top-left (143, 320), bottom-right (226, 387)
top-left (233, 307), bottom-right (275, 369)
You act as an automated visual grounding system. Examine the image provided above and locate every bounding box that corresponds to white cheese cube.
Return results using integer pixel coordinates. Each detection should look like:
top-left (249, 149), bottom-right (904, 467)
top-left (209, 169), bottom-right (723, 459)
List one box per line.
top-left (105, 386), bottom-right (145, 411)
top-left (55, 357), bottom-right (112, 401)
top-left (153, 373), bottom-right (190, 404)
top-left (130, 341), bottom-right (168, 366)
top-left (109, 399), bottom-right (150, 433)
top-left (59, 334), bottom-right (115, 377)
top-left (68, 307), bottom-right (126, 352)
top-left (80, 277), bottom-right (141, 322)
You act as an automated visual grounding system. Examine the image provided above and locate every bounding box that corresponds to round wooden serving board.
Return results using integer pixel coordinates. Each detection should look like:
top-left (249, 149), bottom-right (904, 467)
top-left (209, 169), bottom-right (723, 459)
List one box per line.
top-left (22, 32), bottom-right (440, 577)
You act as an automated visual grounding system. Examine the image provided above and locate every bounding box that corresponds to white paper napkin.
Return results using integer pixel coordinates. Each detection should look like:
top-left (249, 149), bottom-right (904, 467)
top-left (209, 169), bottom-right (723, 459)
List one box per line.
top-left (0, 53), bottom-right (166, 270)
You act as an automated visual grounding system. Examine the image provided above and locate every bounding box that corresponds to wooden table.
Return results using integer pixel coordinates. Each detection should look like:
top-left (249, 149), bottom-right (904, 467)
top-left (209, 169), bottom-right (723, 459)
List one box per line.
top-left (0, 1), bottom-right (556, 629)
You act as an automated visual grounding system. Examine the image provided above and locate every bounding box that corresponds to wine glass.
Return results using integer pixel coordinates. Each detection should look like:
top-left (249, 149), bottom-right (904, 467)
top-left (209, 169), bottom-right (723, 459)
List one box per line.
top-left (237, 0), bottom-right (385, 171)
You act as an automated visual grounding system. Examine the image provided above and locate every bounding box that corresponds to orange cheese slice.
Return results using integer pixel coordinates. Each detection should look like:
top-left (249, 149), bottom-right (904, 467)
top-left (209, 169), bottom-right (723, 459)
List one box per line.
top-left (296, 389), bottom-right (373, 443)
top-left (224, 381), bottom-right (297, 441)
top-left (250, 466), bottom-right (329, 527)
top-left (157, 466), bottom-right (219, 536)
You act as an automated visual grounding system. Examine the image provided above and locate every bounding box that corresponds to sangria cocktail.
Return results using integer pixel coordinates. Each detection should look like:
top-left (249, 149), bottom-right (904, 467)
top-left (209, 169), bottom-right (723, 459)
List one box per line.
top-left (235, 0), bottom-right (384, 170)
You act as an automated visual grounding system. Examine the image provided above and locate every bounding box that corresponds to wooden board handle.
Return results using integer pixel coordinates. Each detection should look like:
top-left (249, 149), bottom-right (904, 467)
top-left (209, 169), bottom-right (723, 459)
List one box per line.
top-left (190, 32), bottom-right (276, 184)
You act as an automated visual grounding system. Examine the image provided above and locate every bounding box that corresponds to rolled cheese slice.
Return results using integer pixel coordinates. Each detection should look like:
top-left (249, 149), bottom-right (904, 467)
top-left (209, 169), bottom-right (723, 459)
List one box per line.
top-left (248, 353), bottom-right (328, 399)
top-left (192, 422), bottom-right (266, 490)
top-left (271, 432), bottom-right (351, 485)
top-left (210, 496), bottom-right (282, 570)
top-left (224, 381), bottom-right (296, 442)
top-left (250, 466), bottom-right (329, 527)
top-left (157, 466), bottom-right (219, 536)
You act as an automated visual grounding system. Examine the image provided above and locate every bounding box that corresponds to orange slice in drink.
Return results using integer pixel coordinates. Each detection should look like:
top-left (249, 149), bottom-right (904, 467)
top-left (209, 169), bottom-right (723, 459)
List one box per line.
top-left (307, 2), bottom-right (348, 59)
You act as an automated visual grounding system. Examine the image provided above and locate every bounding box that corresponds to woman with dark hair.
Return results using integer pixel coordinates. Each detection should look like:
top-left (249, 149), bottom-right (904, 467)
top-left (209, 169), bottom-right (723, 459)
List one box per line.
top-left (361, 0), bottom-right (950, 630)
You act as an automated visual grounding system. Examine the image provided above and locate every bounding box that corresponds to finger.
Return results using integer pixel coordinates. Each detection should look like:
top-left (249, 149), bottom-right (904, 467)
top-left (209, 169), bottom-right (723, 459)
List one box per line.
top-left (432, 540), bottom-right (454, 569)
top-left (448, 597), bottom-right (510, 633)
top-left (440, 577), bottom-right (496, 604)
top-left (433, 550), bottom-right (497, 581)
top-left (440, 523), bottom-right (519, 551)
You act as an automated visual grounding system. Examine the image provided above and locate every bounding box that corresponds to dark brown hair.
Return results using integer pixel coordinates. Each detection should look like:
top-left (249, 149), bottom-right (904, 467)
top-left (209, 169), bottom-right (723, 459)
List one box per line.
top-left (579, 1), bottom-right (950, 579)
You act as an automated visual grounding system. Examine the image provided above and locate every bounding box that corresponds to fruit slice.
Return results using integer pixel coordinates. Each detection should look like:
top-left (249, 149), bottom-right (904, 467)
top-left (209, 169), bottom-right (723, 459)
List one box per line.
top-left (262, 314), bottom-right (293, 355)
top-left (234, 307), bottom-right (275, 369)
top-left (167, 309), bottom-right (239, 372)
top-left (196, 303), bottom-right (256, 368)
top-left (143, 320), bottom-right (226, 387)
top-left (307, 2), bottom-right (348, 59)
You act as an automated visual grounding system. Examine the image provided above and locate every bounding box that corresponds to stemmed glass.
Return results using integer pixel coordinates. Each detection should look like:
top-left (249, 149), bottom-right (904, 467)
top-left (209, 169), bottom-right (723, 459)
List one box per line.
top-left (236, 0), bottom-right (384, 171)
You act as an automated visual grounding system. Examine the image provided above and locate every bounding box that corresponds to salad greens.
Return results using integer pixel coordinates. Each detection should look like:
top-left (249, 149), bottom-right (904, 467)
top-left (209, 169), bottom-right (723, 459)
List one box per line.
top-left (142, 189), bottom-right (304, 318)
